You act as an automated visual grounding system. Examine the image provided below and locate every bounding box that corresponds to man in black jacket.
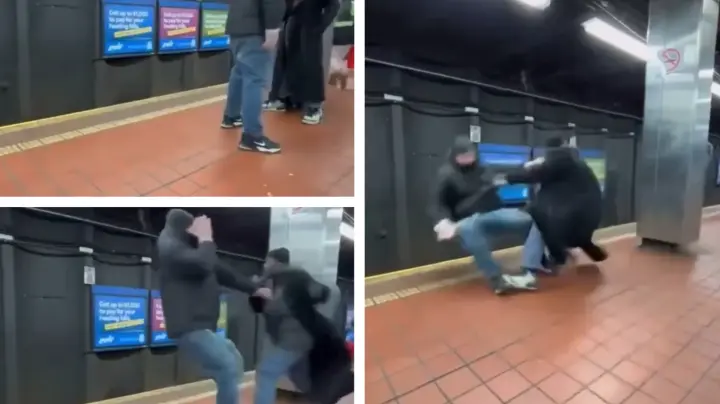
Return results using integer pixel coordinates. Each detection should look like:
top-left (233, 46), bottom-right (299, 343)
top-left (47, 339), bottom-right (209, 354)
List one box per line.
top-left (250, 248), bottom-right (352, 403)
top-left (502, 137), bottom-right (607, 273)
top-left (432, 136), bottom-right (540, 294)
top-left (265, 0), bottom-right (340, 125)
top-left (221, 0), bottom-right (286, 154)
top-left (156, 209), bottom-right (271, 404)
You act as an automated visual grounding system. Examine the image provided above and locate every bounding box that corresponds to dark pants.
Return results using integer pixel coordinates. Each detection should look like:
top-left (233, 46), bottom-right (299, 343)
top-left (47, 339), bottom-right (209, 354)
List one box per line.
top-left (178, 330), bottom-right (244, 404)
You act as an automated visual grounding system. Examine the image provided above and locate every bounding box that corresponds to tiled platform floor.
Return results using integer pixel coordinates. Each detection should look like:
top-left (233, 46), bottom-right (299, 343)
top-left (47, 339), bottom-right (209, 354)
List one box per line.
top-left (366, 217), bottom-right (720, 404)
top-left (0, 87), bottom-right (353, 196)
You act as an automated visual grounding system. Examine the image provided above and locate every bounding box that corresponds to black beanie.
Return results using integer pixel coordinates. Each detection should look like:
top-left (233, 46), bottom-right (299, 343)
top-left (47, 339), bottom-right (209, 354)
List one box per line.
top-left (267, 248), bottom-right (290, 265)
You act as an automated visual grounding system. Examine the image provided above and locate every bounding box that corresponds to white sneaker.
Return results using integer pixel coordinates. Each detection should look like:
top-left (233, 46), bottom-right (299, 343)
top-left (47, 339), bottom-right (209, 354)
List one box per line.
top-left (502, 272), bottom-right (538, 290)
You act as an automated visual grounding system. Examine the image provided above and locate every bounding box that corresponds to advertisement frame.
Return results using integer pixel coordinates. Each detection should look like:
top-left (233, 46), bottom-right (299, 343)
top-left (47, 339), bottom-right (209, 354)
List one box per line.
top-left (477, 143), bottom-right (531, 204)
top-left (149, 290), bottom-right (174, 347)
top-left (157, 0), bottom-right (200, 54)
top-left (100, 0), bottom-right (157, 59)
top-left (91, 285), bottom-right (149, 352)
top-left (199, 2), bottom-right (230, 51)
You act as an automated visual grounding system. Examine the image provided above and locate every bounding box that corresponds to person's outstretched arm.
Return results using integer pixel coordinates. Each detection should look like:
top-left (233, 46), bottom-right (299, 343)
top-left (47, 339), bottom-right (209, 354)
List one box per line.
top-left (506, 157), bottom-right (569, 185)
top-left (215, 260), bottom-right (259, 295)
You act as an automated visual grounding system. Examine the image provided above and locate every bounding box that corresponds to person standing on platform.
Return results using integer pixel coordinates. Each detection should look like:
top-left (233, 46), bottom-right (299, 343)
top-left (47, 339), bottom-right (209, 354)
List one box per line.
top-left (263, 0), bottom-right (340, 125)
top-left (431, 136), bottom-right (541, 295)
top-left (156, 209), bottom-right (272, 404)
top-left (500, 137), bottom-right (607, 274)
top-left (222, 0), bottom-right (285, 154)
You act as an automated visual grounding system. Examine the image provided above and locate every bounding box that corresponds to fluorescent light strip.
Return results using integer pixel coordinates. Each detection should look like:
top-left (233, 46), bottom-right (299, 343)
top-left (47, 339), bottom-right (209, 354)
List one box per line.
top-left (582, 17), bottom-right (720, 97)
top-left (514, 0), bottom-right (551, 9)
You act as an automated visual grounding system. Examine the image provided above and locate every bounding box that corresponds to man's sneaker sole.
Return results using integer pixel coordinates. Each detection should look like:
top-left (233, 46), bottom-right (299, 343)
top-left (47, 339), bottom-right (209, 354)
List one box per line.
top-left (238, 144), bottom-right (281, 154)
top-left (302, 116), bottom-right (323, 125)
top-left (221, 122), bottom-right (243, 129)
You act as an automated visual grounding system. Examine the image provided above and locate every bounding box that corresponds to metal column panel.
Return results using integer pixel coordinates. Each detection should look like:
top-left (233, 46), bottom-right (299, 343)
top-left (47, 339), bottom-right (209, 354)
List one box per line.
top-left (15, 0), bottom-right (31, 119)
top-left (637, 0), bottom-right (719, 246)
top-left (389, 69), bottom-right (411, 268)
top-left (267, 207), bottom-right (342, 282)
top-left (1, 210), bottom-right (18, 404)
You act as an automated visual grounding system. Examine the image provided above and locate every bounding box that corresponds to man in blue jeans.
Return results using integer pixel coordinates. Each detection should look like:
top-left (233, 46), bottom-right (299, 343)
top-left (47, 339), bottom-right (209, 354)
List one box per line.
top-left (432, 137), bottom-right (542, 295)
top-left (156, 210), bottom-right (272, 404)
top-left (222, 0), bottom-right (285, 154)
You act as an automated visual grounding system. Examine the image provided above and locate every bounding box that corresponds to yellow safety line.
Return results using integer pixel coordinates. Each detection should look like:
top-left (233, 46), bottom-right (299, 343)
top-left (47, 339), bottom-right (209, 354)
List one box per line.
top-left (0, 85), bottom-right (226, 134)
top-left (365, 205), bottom-right (720, 283)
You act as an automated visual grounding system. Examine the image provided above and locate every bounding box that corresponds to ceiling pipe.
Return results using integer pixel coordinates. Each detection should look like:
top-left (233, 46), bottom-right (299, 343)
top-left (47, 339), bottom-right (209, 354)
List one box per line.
top-left (367, 57), bottom-right (643, 121)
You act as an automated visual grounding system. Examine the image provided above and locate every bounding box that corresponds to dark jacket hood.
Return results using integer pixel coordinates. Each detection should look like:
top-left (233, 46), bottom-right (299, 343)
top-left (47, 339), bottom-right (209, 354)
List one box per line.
top-left (545, 146), bottom-right (576, 163)
top-left (448, 136), bottom-right (481, 171)
top-left (157, 209), bottom-right (197, 254)
top-left (165, 209), bottom-right (194, 233)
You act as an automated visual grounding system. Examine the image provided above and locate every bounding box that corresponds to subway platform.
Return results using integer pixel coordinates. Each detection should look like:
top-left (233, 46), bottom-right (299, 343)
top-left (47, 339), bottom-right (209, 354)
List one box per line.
top-left (366, 211), bottom-right (720, 404)
top-left (94, 382), bottom-right (354, 404)
top-left (0, 85), bottom-right (353, 196)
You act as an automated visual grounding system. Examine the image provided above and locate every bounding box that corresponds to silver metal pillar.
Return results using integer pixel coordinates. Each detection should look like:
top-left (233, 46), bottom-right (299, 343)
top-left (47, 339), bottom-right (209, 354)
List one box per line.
top-left (636, 0), bottom-right (719, 247)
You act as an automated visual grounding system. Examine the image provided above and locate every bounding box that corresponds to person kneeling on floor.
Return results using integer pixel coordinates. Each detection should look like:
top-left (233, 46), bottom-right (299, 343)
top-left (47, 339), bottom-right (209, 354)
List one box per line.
top-left (498, 137), bottom-right (608, 275)
top-left (431, 136), bottom-right (541, 295)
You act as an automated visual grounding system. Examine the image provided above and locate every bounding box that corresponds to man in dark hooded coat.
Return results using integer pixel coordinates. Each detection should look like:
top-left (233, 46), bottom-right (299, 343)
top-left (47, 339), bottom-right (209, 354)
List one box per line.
top-left (502, 137), bottom-right (608, 272)
top-left (156, 209), bottom-right (271, 404)
top-left (264, 0), bottom-right (340, 125)
top-left (249, 248), bottom-right (353, 403)
top-left (431, 136), bottom-right (544, 294)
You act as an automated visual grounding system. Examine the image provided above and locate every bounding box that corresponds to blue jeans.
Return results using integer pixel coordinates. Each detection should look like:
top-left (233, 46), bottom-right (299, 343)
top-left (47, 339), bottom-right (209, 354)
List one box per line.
top-left (178, 330), bottom-right (244, 404)
top-left (254, 346), bottom-right (302, 404)
top-left (456, 208), bottom-right (533, 278)
top-left (224, 36), bottom-right (272, 139)
top-left (522, 223), bottom-right (546, 270)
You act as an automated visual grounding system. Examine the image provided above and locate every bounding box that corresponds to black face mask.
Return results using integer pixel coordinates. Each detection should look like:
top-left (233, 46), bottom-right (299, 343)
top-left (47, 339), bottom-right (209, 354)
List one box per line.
top-left (449, 137), bottom-right (479, 171)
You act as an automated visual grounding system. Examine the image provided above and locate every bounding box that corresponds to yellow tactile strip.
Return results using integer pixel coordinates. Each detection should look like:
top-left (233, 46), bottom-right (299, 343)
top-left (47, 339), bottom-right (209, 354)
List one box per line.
top-left (364, 206), bottom-right (720, 309)
top-left (365, 273), bottom-right (478, 308)
top-left (0, 95), bottom-right (226, 158)
top-left (0, 84), bottom-right (226, 135)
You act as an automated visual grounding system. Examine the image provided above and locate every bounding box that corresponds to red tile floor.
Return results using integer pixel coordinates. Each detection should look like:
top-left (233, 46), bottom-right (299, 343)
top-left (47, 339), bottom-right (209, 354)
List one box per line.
top-left (366, 216), bottom-right (720, 404)
top-left (0, 88), bottom-right (353, 196)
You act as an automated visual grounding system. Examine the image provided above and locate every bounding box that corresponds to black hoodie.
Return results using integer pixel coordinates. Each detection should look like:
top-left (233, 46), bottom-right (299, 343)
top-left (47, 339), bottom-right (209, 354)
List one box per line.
top-left (431, 137), bottom-right (503, 222)
top-left (156, 209), bottom-right (258, 339)
top-left (505, 147), bottom-right (602, 250)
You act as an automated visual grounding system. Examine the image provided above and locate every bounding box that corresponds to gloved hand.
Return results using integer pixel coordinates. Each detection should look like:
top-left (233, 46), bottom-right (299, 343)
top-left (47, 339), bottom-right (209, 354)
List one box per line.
top-left (524, 157), bottom-right (544, 169)
top-left (434, 219), bottom-right (457, 241)
top-left (492, 174), bottom-right (507, 186)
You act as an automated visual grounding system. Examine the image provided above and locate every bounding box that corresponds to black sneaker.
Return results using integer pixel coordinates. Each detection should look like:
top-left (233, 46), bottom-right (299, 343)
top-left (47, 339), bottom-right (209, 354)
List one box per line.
top-left (221, 116), bottom-right (243, 129)
top-left (489, 276), bottom-right (510, 296)
top-left (263, 100), bottom-right (287, 112)
top-left (302, 107), bottom-right (323, 125)
top-left (238, 135), bottom-right (281, 154)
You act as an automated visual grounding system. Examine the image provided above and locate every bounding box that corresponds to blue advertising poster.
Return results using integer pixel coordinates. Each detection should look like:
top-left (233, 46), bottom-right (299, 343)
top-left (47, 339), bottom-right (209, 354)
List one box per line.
top-left (102, 0), bottom-right (156, 57)
top-left (158, 0), bottom-right (200, 53)
top-left (477, 143), bottom-right (530, 203)
top-left (92, 285), bottom-right (148, 350)
top-left (200, 3), bottom-right (230, 50)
